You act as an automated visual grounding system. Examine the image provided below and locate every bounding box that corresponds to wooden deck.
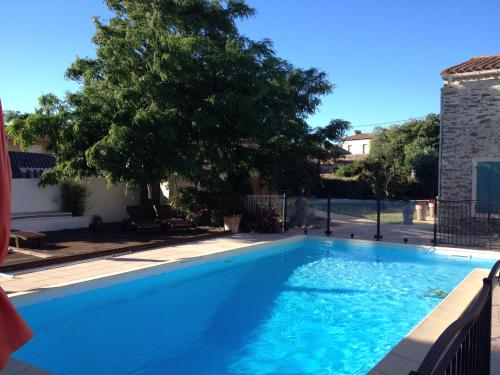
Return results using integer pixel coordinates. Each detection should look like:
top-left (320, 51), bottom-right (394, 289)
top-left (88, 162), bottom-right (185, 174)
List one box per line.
top-left (2, 224), bottom-right (225, 272)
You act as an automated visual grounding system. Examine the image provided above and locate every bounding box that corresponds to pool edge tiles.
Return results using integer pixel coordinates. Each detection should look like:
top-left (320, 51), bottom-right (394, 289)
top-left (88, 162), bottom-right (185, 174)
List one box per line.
top-left (368, 268), bottom-right (489, 375)
top-left (8, 234), bottom-right (302, 306)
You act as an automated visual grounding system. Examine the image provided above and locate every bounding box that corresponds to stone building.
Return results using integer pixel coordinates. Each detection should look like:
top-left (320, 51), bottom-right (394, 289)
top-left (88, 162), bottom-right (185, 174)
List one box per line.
top-left (439, 55), bottom-right (500, 202)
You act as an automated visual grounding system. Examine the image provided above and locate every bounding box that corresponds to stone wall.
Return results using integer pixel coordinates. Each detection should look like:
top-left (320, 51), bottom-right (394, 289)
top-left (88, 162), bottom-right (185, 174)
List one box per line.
top-left (439, 75), bottom-right (500, 200)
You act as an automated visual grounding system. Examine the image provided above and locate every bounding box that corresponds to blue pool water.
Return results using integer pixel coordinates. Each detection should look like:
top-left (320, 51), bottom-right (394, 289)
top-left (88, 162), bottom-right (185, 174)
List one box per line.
top-left (14, 238), bottom-right (495, 374)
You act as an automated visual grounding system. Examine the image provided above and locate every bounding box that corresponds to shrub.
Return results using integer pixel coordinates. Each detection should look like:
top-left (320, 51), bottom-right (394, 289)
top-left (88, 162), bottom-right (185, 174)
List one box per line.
top-left (241, 208), bottom-right (281, 233)
top-left (172, 187), bottom-right (245, 227)
top-left (335, 161), bottom-right (365, 177)
top-left (60, 179), bottom-right (89, 216)
top-left (318, 175), bottom-right (374, 199)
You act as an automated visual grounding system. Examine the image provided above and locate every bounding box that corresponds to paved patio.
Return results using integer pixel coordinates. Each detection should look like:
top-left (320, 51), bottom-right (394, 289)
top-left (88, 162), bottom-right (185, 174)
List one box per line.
top-left (2, 225), bottom-right (225, 272)
top-left (0, 233), bottom-right (286, 296)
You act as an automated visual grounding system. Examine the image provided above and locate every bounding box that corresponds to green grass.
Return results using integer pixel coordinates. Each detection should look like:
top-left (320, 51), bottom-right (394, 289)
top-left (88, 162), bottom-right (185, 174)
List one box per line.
top-left (286, 199), bottom-right (421, 225)
top-left (318, 202), bottom-right (414, 224)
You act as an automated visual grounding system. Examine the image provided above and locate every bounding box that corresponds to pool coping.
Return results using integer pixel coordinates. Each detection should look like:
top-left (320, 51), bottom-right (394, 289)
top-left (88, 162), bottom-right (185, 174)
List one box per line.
top-left (8, 234), bottom-right (300, 305)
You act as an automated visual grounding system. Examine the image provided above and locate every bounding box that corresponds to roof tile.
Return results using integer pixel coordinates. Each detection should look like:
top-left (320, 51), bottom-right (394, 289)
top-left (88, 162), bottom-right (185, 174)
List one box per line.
top-left (9, 151), bottom-right (55, 179)
top-left (442, 55), bottom-right (500, 75)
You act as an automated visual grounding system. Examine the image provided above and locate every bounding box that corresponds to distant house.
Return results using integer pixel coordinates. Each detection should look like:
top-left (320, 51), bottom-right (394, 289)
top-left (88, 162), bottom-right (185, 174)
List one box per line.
top-left (341, 130), bottom-right (372, 156)
top-left (439, 55), bottom-right (500, 202)
top-left (320, 130), bottom-right (372, 173)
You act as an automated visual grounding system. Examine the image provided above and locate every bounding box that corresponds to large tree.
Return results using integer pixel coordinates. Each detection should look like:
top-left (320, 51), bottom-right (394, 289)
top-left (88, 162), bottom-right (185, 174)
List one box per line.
top-left (7, 0), bottom-right (348, 201)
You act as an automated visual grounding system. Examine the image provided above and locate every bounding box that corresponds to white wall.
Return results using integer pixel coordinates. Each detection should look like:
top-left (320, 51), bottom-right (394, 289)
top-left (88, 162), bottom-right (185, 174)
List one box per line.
top-left (11, 177), bottom-right (139, 224)
top-left (161, 175), bottom-right (193, 200)
top-left (85, 177), bottom-right (139, 222)
top-left (12, 179), bottom-right (61, 214)
top-left (342, 139), bottom-right (371, 155)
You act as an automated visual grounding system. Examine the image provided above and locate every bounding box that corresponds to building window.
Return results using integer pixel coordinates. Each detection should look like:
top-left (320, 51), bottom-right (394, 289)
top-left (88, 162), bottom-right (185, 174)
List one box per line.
top-left (475, 161), bottom-right (500, 213)
top-left (362, 144), bottom-right (367, 154)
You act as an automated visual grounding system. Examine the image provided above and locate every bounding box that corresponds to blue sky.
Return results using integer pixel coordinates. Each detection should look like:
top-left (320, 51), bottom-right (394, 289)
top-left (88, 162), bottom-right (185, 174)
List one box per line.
top-left (1, 0), bottom-right (499, 131)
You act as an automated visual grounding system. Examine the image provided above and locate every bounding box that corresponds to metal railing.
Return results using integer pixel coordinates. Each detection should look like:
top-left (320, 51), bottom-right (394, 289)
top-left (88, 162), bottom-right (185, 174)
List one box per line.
top-left (246, 195), bottom-right (437, 242)
top-left (409, 260), bottom-right (500, 375)
top-left (245, 193), bottom-right (288, 233)
top-left (436, 199), bottom-right (500, 248)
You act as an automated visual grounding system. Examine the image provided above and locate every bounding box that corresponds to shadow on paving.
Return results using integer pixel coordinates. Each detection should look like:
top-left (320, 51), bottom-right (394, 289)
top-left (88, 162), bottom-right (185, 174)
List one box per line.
top-left (2, 223), bottom-right (225, 272)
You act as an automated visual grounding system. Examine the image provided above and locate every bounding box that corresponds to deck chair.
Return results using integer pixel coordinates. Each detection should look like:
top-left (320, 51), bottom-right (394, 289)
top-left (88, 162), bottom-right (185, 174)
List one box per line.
top-left (125, 205), bottom-right (162, 232)
top-left (153, 204), bottom-right (192, 230)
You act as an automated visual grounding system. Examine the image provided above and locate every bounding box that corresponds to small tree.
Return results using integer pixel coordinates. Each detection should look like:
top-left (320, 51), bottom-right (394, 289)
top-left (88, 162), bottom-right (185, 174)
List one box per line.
top-left (362, 114), bottom-right (440, 198)
top-left (60, 179), bottom-right (89, 216)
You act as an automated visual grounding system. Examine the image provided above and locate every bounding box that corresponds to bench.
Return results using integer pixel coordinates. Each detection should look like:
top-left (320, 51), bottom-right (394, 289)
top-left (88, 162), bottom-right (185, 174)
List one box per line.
top-left (10, 230), bottom-right (46, 249)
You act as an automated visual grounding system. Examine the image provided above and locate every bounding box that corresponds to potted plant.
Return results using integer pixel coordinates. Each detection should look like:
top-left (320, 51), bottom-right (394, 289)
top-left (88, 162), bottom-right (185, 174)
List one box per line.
top-left (90, 215), bottom-right (104, 232)
top-left (219, 192), bottom-right (244, 233)
top-left (223, 214), bottom-right (241, 233)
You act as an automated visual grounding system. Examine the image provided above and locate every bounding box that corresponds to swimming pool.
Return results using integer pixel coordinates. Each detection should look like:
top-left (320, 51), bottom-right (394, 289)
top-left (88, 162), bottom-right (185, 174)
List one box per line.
top-left (13, 237), bottom-right (496, 374)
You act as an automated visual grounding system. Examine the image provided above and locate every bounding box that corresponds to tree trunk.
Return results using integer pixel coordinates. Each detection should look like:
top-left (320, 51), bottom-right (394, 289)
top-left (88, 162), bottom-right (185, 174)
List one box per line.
top-left (148, 181), bottom-right (162, 206)
top-left (139, 184), bottom-right (149, 206)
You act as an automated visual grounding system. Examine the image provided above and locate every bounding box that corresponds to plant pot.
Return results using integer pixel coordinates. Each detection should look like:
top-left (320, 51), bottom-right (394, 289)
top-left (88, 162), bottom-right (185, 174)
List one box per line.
top-left (223, 215), bottom-right (241, 233)
top-left (428, 202), bottom-right (435, 219)
top-left (90, 215), bottom-right (104, 232)
top-left (415, 203), bottom-right (427, 221)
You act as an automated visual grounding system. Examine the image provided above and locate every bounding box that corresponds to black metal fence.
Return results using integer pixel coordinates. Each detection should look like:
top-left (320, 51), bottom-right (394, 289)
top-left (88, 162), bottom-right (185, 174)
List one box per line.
top-left (409, 260), bottom-right (500, 375)
top-left (436, 200), bottom-right (500, 248)
top-left (244, 195), bottom-right (500, 248)
top-left (246, 195), bottom-right (437, 244)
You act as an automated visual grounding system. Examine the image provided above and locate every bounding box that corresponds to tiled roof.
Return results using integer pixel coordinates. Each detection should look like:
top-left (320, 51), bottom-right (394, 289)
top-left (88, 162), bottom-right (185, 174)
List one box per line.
top-left (9, 151), bottom-right (55, 178)
top-left (442, 55), bottom-right (500, 75)
top-left (343, 133), bottom-right (372, 141)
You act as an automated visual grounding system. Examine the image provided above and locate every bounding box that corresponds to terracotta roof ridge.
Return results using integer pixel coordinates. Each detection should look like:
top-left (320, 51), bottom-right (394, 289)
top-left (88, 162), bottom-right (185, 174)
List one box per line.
top-left (442, 55), bottom-right (500, 76)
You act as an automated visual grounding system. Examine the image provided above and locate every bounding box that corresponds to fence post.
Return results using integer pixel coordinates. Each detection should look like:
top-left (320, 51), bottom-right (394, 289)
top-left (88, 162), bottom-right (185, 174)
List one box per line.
top-left (432, 196), bottom-right (438, 246)
top-left (374, 198), bottom-right (382, 241)
top-left (325, 197), bottom-right (332, 237)
top-left (282, 192), bottom-right (288, 233)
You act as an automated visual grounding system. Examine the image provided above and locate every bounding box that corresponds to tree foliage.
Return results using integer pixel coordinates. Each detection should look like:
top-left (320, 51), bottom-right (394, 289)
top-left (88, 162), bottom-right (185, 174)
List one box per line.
top-left (7, 0), bottom-right (348, 199)
top-left (336, 114), bottom-right (440, 198)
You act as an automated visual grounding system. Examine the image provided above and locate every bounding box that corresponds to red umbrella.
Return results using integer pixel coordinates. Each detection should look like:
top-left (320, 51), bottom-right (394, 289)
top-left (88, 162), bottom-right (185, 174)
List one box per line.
top-left (0, 100), bottom-right (33, 369)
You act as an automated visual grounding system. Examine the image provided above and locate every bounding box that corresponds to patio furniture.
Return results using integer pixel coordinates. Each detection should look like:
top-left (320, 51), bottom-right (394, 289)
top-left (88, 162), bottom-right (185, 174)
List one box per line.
top-left (125, 206), bottom-right (162, 232)
top-left (10, 230), bottom-right (46, 249)
top-left (153, 204), bottom-right (191, 230)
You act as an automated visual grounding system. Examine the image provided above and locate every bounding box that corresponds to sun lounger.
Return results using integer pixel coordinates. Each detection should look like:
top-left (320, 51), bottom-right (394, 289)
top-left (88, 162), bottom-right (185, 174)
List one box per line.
top-left (125, 206), bottom-right (162, 232)
top-left (10, 230), bottom-right (46, 249)
top-left (153, 204), bottom-right (191, 230)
